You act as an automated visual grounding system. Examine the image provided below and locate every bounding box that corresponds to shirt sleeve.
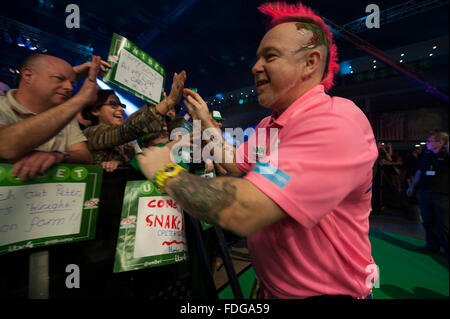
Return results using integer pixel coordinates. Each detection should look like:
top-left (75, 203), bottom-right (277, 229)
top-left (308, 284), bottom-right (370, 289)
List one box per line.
top-left (242, 112), bottom-right (378, 229)
top-left (83, 106), bottom-right (164, 151)
top-left (66, 118), bottom-right (88, 147)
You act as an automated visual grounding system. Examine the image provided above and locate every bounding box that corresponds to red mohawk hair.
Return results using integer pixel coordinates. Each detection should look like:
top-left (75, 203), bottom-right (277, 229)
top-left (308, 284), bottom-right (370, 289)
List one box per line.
top-left (258, 2), bottom-right (339, 91)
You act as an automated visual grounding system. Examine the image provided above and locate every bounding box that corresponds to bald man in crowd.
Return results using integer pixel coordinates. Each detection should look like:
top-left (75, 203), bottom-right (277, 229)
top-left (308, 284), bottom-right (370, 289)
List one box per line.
top-left (0, 54), bottom-right (105, 180)
top-left (136, 2), bottom-right (378, 299)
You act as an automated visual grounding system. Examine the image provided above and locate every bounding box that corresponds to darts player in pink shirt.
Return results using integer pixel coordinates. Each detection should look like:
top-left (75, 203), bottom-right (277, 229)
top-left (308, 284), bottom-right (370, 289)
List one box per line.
top-left (137, 1), bottom-right (379, 299)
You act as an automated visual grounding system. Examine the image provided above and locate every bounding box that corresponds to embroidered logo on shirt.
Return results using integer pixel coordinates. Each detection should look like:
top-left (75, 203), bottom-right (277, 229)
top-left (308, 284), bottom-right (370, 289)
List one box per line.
top-left (252, 161), bottom-right (290, 188)
top-left (253, 146), bottom-right (266, 161)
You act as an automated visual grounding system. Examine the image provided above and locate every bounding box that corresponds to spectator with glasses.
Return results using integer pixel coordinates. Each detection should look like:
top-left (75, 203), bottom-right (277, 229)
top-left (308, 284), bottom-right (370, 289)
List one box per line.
top-left (82, 70), bottom-right (186, 172)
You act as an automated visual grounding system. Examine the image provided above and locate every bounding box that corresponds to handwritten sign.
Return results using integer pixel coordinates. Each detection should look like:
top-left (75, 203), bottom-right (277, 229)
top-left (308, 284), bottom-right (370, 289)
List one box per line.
top-left (0, 164), bottom-right (103, 255)
top-left (114, 180), bottom-right (188, 273)
top-left (103, 33), bottom-right (166, 105)
top-left (115, 49), bottom-right (164, 103)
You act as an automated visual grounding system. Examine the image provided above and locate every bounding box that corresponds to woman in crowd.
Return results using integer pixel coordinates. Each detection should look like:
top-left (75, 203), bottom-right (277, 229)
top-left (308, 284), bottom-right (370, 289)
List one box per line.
top-left (82, 71), bottom-right (186, 172)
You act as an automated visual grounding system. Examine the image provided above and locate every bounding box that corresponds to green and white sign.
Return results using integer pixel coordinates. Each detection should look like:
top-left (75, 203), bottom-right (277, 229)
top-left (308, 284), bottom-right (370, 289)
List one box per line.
top-left (0, 164), bottom-right (102, 255)
top-left (103, 33), bottom-right (166, 105)
top-left (114, 180), bottom-right (188, 273)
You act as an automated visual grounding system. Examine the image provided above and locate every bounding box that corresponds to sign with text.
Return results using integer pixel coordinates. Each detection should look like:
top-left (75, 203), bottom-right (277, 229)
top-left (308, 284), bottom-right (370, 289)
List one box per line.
top-left (0, 163), bottom-right (102, 255)
top-left (103, 33), bottom-right (166, 105)
top-left (113, 180), bottom-right (188, 273)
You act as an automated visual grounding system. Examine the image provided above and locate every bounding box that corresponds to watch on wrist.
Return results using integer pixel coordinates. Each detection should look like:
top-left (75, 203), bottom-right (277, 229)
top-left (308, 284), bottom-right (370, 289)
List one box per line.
top-left (55, 151), bottom-right (70, 162)
top-left (154, 163), bottom-right (186, 193)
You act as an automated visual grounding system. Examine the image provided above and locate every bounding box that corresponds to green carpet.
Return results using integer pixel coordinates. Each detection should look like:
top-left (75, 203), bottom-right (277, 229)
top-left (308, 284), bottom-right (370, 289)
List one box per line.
top-left (218, 228), bottom-right (449, 299)
top-left (369, 228), bottom-right (448, 299)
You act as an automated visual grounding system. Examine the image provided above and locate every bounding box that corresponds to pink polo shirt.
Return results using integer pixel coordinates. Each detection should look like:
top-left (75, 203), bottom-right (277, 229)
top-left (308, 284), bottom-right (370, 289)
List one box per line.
top-left (236, 85), bottom-right (378, 298)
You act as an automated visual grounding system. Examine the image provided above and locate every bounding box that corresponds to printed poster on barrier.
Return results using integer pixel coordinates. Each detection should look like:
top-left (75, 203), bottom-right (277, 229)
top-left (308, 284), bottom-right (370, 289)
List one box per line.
top-left (113, 180), bottom-right (188, 273)
top-left (103, 32), bottom-right (165, 105)
top-left (0, 163), bottom-right (102, 255)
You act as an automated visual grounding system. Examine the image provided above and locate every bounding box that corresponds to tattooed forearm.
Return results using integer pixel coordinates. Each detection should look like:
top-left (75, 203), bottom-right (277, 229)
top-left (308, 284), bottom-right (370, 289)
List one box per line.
top-left (166, 171), bottom-right (237, 226)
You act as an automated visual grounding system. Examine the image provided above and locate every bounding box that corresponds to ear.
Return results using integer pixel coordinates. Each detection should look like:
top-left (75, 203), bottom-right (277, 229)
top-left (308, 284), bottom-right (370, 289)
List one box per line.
top-left (302, 49), bottom-right (322, 79)
top-left (91, 108), bottom-right (101, 117)
top-left (20, 67), bottom-right (34, 85)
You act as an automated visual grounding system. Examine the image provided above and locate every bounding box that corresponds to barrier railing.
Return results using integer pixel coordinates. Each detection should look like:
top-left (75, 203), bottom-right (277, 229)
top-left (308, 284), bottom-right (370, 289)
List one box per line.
top-left (0, 166), bottom-right (242, 299)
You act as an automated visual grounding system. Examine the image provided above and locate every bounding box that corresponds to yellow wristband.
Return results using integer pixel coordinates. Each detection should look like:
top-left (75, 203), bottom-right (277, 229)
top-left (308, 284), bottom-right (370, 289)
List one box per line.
top-left (154, 163), bottom-right (186, 193)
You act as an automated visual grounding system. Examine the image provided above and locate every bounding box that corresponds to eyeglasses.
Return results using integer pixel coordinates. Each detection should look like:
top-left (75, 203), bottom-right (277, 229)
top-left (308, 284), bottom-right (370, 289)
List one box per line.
top-left (104, 102), bottom-right (126, 109)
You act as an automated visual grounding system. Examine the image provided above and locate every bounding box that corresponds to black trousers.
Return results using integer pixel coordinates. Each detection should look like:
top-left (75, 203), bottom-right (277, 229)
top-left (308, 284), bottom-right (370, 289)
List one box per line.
top-left (417, 190), bottom-right (449, 259)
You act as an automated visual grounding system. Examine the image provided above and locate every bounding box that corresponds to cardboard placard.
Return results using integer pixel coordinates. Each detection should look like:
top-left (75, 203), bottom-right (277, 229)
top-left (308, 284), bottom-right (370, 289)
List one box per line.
top-left (0, 164), bottom-right (102, 255)
top-left (113, 180), bottom-right (188, 273)
top-left (103, 33), bottom-right (166, 105)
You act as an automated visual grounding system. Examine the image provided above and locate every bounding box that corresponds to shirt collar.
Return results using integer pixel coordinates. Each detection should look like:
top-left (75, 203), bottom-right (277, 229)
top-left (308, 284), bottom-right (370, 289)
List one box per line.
top-left (6, 89), bottom-right (36, 116)
top-left (268, 84), bottom-right (326, 127)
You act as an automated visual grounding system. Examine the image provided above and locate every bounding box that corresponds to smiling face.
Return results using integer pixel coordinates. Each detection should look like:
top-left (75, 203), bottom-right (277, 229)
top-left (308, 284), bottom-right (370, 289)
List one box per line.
top-left (91, 94), bottom-right (125, 126)
top-left (252, 22), bottom-right (326, 114)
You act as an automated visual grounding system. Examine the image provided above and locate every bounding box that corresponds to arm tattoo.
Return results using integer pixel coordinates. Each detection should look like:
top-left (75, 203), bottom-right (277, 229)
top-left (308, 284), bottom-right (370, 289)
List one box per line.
top-left (167, 171), bottom-right (237, 225)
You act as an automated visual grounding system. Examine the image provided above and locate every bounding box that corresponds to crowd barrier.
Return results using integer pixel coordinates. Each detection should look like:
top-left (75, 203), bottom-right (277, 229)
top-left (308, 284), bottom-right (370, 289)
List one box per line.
top-left (0, 166), bottom-right (243, 299)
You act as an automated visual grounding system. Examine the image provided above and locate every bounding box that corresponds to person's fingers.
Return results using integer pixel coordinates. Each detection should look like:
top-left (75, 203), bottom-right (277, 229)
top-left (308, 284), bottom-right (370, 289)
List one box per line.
top-left (183, 88), bottom-right (197, 98)
top-left (27, 162), bottom-right (42, 180)
top-left (88, 55), bottom-right (101, 82)
top-left (183, 99), bottom-right (195, 114)
top-left (183, 88), bottom-right (205, 105)
top-left (40, 156), bottom-right (55, 174)
top-left (110, 162), bottom-right (116, 170)
top-left (178, 70), bottom-right (186, 82)
top-left (186, 95), bottom-right (201, 109)
top-left (17, 160), bottom-right (40, 181)
top-left (100, 60), bottom-right (112, 69)
top-left (11, 159), bottom-right (25, 177)
top-left (17, 166), bottom-right (31, 181)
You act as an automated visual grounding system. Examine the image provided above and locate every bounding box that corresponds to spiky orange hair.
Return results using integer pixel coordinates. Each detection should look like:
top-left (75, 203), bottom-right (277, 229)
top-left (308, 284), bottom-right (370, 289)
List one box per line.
top-left (258, 2), bottom-right (339, 91)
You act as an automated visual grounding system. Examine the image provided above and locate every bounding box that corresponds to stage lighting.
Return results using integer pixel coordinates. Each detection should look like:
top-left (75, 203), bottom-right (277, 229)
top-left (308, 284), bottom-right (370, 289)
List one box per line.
top-left (16, 35), bottom-right (25, 47)
top-left (25, 38), bottom-right (38, 51)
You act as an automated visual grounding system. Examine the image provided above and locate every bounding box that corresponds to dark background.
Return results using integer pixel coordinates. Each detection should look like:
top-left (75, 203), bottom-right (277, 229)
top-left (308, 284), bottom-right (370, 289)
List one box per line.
top-left (1, 0), bottom-right (448, 146)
